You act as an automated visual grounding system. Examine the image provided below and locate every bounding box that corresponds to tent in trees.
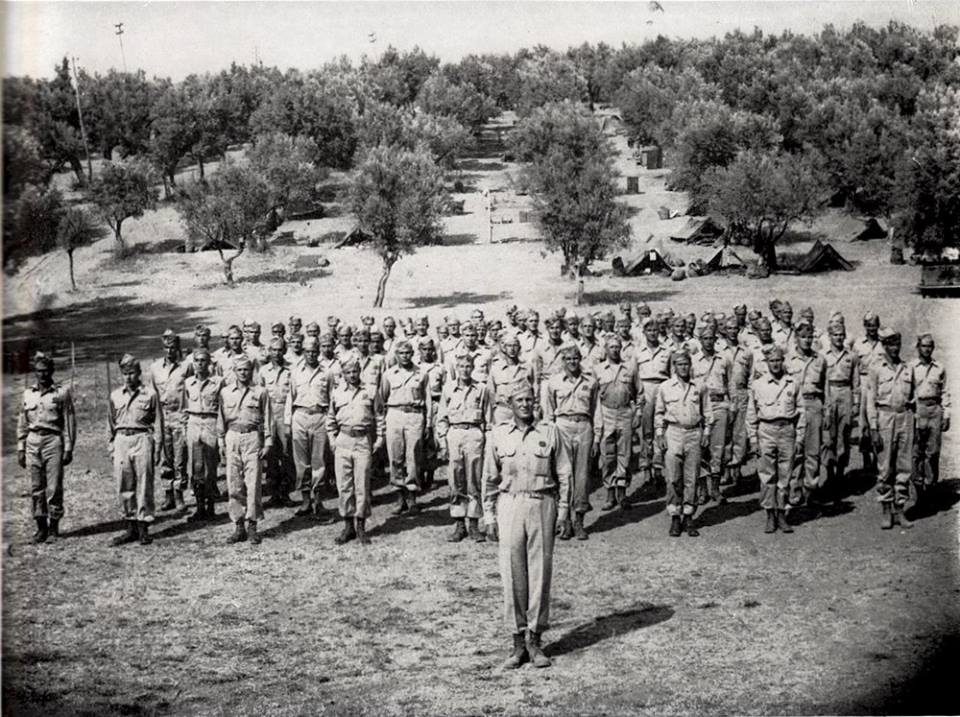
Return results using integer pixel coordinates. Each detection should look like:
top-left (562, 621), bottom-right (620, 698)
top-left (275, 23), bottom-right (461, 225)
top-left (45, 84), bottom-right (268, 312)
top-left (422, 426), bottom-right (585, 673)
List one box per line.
top-left (704, 246), bottom-right (748, 273)
top-left (335, 225), bottom-right (373, 249)
top-left (782, 240), bottom-right (854, 273)
top-left (853, 217), bottom-right (888, 241)
top-left (670, 216), bottom-right (725, 245)
top-left (612, 248), bottom-right (673, 276)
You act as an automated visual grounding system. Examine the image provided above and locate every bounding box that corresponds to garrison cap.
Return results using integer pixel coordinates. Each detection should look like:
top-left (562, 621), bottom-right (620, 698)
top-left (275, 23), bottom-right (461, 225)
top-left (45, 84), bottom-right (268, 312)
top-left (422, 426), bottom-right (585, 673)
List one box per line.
top-left (119, 353), bottom-right (140, 370)
top-left (747, 309), bottom-right (762, 320)
top-left (269, 337), bottom-right (285, 350)
top-left (417, 336), bottom-right (435, 349)
top-left (271, 321), bottom-right (285, 332)
top-left (511, 382), bottom-right (536, 399)
top-left (757, 317), bottom-right (772, 330)
top-left (395, 339), bottom-right (413, 352)
top-left (636, 302), bottom-right (652, 317)
top-left (641, 316), bottom-right (659, 330)
top-left (195, 324), bottom-right (211, 337)
top-left (799, 307), bottom-right (815, 319)
top-left (354, 328), bottom-right (370, 339)
top-left (326, 316), bottom-right (340, 327)
top-left (733, 304), bottom-right (747, 314)
top-left (505, 305), bottom-right (518, 316)
top-left (878, 327), bottom-right (900, 342)
top-left (605, 334), bottom-right (623, 346)
top-left (288, 315), bottom-right (302, 324)
top-left (672, 349), bottom-right (691, 363)
top-left (795, 322), bottom-right (814, 337)
top-left (863, 312), bottom-right (880, 325)
top-left (340, 358), bottom-right (359, 373)
top-left (249, 321), bottom-right (262, 331)
top-left (619, 302), bottom-right (632, 314)
top-left (337, 324), bottom-right (353, 335)
top-left (303, 337), bottom-right (320, 352)
top-left (32, 351), bottom-right (53, 370)
top-left (764, 346), bottom-right (785, 361)
top-left (562, 344), bottom-right (582, 358)
top-left (699, 325), bottom-right (717, 339)
top-left (227, 325), bottom-right (243, 337)
top-left (361, 315), bottom-right (375, 326)
top-left (161, 329), bottom-right (178, 347)
top-left (192, 348), bottom-right (211, 361)
top-left (769, 299), bottom-right (782, 313)
top-left (305, 321), bottom-right (321, 334)
top-left (234, 355), bottom-right (253, 370)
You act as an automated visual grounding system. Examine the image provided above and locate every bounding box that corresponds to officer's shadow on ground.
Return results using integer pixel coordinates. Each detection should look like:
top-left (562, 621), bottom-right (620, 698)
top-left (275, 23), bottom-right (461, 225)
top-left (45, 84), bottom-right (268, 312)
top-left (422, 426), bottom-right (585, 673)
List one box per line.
top-left (151, 511), bottom-right (232, 541)
top-left (370, 493), bottom-right (450, 537)
top-left (60, 511), bottom-right (180, 540)
top-left (588, 498), bottom-right (665, 535)
top-left (696, 496), bottom-right (763, 529)
top-left (906, 478), bottom-right (960, 521)
top-left (545, 602), bottom-right (675, 657)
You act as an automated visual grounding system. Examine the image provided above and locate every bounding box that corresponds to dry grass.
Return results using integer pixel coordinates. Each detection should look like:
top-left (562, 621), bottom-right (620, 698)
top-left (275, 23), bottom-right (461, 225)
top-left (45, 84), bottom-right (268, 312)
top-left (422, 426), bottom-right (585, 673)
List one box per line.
top-left (4, 136), bottom-right (960, 716)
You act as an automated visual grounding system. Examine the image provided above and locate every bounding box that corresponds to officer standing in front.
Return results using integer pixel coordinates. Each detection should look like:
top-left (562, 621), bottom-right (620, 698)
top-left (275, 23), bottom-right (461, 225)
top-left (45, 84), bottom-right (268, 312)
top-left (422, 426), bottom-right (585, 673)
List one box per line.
top-left (16, 351), bottom-right (77, 543)
top-left (483, 383), bottom-right (571, 670)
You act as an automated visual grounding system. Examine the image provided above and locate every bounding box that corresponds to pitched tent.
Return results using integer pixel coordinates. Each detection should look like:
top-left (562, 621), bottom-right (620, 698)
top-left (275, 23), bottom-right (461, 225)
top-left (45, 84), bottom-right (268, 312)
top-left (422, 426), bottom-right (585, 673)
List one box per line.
top-left (796, 240), bottom-right (854, 273)
top-left (612, 248), bottom-right (673, 277)
top-left (335, 226), bottom-right (373, 249)
top-left (670, 216), bottom-right (725, 245)
top-left (853, 217), bottom-right (887, 241)
top-left (705, 246), bottom-right (748, 273)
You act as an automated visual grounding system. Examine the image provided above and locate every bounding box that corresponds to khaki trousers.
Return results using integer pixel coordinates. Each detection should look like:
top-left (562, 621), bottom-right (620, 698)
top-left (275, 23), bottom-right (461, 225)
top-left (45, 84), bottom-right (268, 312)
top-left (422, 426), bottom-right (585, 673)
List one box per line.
top-left (822, 387), bottom-right (854, 479)
top-left (756, 420), bottom-right (796, 510)
top-left (334, 433), bottom-right (373, 518)
top-left (158, 411), bottom-right (188, 491)
top-left (386, 410), bottom-right (425, 492)
top-left (790, 398), bottom-right (823, 503)
top-left (26, 432), bottom-right (64, 519)
top-left (186, 416), bottom-right (218, 500)
top-left (664, 424), bottom-right (701, 516)
top-left (598, 406), bottom-right (633, 488)
top-left (556, 417), bottom-right (593, 514)
top-left (114, 432), bottom-right (155, 522)
top-left (638, 380), bottom-right (665, 471)
top-left (914, 403), bottom-right (943, 487)
top-left (446, 426), bottom-right (484, 519)
top-left (497, 492), bottom-right (557, 634)
top-left (875, 408), bottom-right (914, 506)
top-left (726, 389), bottom-right (749, 468)
top-left (292, 409), bottom-right (328, 497)
top-left (225, 430), bottom-right (263, 522)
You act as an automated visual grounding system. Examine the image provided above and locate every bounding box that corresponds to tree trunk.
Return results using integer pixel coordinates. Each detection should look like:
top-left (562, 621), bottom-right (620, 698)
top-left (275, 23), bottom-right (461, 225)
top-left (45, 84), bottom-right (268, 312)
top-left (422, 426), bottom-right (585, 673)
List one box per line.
top-left (197, 156), bottom-right (205, 180)
top-left (69, 156), bottom-right (86, 187)
top-left (67, 249), bottom-right (77, 291)
top-left (219, 246), bottom-right (244, 287)
top-left (373, 260), bottom-right (394, 308)
top-left (113, 221), bottom-right (126, 255)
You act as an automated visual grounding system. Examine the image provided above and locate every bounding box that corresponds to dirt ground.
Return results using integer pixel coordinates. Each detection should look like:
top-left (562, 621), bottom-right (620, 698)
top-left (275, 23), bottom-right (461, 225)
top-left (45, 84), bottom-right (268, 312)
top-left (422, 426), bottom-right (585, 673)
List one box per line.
top-left (3, 126), bottom-right (960, 716)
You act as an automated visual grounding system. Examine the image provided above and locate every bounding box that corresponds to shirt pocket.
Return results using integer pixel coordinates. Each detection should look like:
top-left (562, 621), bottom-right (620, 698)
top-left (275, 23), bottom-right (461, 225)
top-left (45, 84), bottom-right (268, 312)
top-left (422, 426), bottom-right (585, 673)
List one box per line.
top-left (531, 443), bottom-right (552, 478)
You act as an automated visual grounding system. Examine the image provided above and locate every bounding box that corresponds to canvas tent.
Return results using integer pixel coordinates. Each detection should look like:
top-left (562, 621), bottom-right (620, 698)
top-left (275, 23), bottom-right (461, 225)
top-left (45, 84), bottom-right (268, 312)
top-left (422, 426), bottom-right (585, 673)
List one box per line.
top-left (670, 216), bottom-right (725, 245)
top-left (853, 217), bottom-right (887, 241)
top-left (795, 240), bottom-right (854, 273)
top-left (612, 248), bottom-right (673, 277)
top-left (705, 246), bottom-right (748, 273)
top-left (335, 226), bottom-right (373, 249)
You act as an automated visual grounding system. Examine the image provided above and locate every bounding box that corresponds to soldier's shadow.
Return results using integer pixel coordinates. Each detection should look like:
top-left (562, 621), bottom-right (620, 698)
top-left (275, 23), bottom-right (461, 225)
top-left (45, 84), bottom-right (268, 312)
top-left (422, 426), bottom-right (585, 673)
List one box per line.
top-left (545, 602), bottom-right (675, 657)
top-left (906, 478), bottom-right (960, 521)
top-left (588, 499), bottom-right (665, 534)
top-left (369, 495), bottom-right (450, 537)
top-left (696, 497), bottom-right (762, 528)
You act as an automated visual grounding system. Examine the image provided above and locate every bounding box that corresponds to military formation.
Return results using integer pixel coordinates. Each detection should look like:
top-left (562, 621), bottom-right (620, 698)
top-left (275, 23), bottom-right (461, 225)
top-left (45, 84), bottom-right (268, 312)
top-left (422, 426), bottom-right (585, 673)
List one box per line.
top-left (15, 300), bottom-right (951, 668)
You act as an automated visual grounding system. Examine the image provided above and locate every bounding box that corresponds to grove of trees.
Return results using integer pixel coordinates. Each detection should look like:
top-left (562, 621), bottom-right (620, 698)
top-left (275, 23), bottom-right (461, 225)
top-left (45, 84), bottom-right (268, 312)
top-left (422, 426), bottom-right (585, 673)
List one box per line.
top-left (4, 21), bottom-right (959, 284)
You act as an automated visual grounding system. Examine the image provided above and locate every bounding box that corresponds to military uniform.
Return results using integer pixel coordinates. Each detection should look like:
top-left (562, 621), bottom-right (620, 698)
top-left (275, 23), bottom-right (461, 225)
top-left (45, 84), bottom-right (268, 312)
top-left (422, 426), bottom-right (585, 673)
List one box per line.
top-left (218, 378), bottom-right (273, 531)
top-left (912, 357), bottom-right (950, 488)
top-left (722, 343), bottom-right (753, 480)
top-left (488, 360), bottom-right (536, 426)
top-left (772, 321), bottom-right (795, 351)
top-left (437, 381), bottom-right (492, 524)
top-left (483, 419), bottom-right (571, 655)
top-left (109, 376), bottom-right (165, 526)
top-left (327, 380), bottom-right (385, 521)
top-left (786, 350), bottom-right (828, 504)
top-left (747, 372), bottom-right (805, 513)
top-left (593, 358), bottom-right (643, 497)
top-left (286, 360), bottom-right (338, 503)
top-left (692, 350), bottom-right (732, 502)
top-left (182, 371), bottom-right (222, 516)
top-left (655, 375), bottom-right (711, 522)
top-left (577, 338), bottom-right (606, 376)
top-left (854, 335), bottom-right (885, 469)
top-left (865, 351), bottom-right (916, 509)
top-left (380, 363), bottom-right (433, 495)
top-left (150, 356), bottom-right (192, 499)
top-left (260, 361), bottom-right (294, 501)
top-left (17, 376), bottom-right (76, 529)
top-left (532, 340), bottom-right (567, 394)
top-left (635, 342), bottom-right (672, 477)
top-left (822, 345), bottom-right (860, 487)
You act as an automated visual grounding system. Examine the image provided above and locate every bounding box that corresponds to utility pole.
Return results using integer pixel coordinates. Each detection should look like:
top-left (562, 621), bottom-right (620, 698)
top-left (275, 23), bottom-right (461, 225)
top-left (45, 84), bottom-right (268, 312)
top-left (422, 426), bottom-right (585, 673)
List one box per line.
top-left (114, 22), bottom-right (127, 71)
top-left (70, 57), bottom-right (94, 182)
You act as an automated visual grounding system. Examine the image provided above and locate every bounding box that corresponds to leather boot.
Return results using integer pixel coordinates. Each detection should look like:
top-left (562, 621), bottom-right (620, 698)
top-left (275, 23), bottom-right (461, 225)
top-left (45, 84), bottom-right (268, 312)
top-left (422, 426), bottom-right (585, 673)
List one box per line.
top-left (777, 509), bottom-right (794, 534)
top-left (526, 631), bottom-right (552, 668)
top-left (710, 474), bottom-right (726, 504)
top-left (111, 521), bottom-right (138, 546)
top-left (187, 490), bottom-right (208, 523)
top-left (467, 518), bottom-right (482, 542)
top-left (247, 520), bottom-right (262, 545)
top-left (473, 518), bottom-right (487, 543)
top-left (294, 492), bottom-right (313, 516)
top-left (335, 517), bottom-right (357, 545)
top-left (406, 493), bottom-right (421, 515)
top-left (682, 514), bottom-right (700, 537)
top-left (573, 512), bottom-right (588, 541)
top-left (764, 509), bottom-right (777, 533)
top-left (616, 486), bottom-right (631, 510)
top-left (654, 469), bottom-right (666, 494)
top-left (558, 517), bottom-right (573, 541)
top-left (355, 517), bottom-right (370, 545)
top-left (47, 518), bottom-right (60, 541)
top-left (227, 520), bottom-right (248, 544)
top-left (669, 514), bottom-right (682, 537)
top-left (601, 488), bottom-right (617, 511)
top-left (160, 489), bottom-right (176, 511)
top-left (313, 499), bottom-right (336, 525)
top-left (391, 489), bottom-right (409, 516)
top-left (137, 521), bottom-right (153, 545)
top-left (880, 502), bottom-right (894, 529)
top-left (893, 505), bottom-right (913, 529)
top-left (206, 498), bottom-right (217, 518)
top-left (447, 519), bottom-right (467, 542)
top-left (502, 632), bottom-right (528, 669)
top-left (174, 489), bottom-right (186, 509)
top-left (32, 517), bottom-right (49, 544)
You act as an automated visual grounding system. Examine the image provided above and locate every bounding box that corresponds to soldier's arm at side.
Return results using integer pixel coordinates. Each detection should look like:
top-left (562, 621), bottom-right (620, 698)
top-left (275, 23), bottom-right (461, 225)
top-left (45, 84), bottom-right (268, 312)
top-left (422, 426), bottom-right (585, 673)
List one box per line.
top-left (63, 387), bottom-right (77, 456)
top-left (794, 384), bottom-right (807, 445)
top-left (481, 431), bottom-right (501, 526)
top-left (16, 392), bottom-right (28, 454)
top-left (943, 365), bottom-right (951, 425)
top-left (260, 389), bottom-right (274, 452)
top-left (325, 395), bottom-right (339, 438)
top-left (553, 425), bottom-right (572, 524)
top-left (864, 368), bottom-right (879, 431)
top-left (435, 387), bottom-right (450, 438)
top-left (653, 384), bottom-right (666, 437)
top-left (746, 388), bottom-right (759, 447)
top-left (540, 379), bottom-right (556, 424)
top-left (851, 354), bottom-right (861, 422)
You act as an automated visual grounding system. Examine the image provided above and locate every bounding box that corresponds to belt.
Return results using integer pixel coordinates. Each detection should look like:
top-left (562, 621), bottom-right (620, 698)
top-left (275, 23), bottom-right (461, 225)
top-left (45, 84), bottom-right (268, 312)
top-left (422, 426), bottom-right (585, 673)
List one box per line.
top-left (557, 414), bottom-right (591, 423)
top-left (186, 411), bottom-right (218, 418)
top-left (339, 427), bottom-right (372, 438)
top-left (802, 392), bottom-right (823, 400)
top-left (227, 425), bottom-right (260, 434)
top-left (294, 405), bottom-right (326, 415)
top-left (640, 377), bottom-right (667, 384)
top-left (708, 392), bottom-right (727, 401)
top-left (759, 417), bottom-right (793, 425)
top-left (448, 422), bottom-right (482, 429)
top-left (29, 427), bottom-right (61, 436)
top-left (665, 421), bottom-right (701, 430)
top-left (115, 427), bottom-right (149, 436)
top-left (917, 397), bottom-right (941, 406)
top-left (828, 380), bottom-right (851, 386)
top-left (878, 404), bottom-right (914, 412)
top-left (389, 404), bottom-right (424, 413)
top-left (162, 403), bottom-right (182, 413)
top-left (508, 489), bottom-right (556, 499)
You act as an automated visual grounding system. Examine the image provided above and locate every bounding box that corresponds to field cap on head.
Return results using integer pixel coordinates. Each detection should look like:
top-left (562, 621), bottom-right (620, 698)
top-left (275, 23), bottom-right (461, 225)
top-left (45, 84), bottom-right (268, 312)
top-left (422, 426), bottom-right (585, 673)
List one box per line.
top-left (757, 317), bottom-right (772, 329)
top-left (562, 344), bottom-right (582, 358)
top-left (747, 309), bottom-right (762, 320)
top-left (765, 346), bottom-right (785, 360)
top-left (195, 324), bottom-right (210, 337)
top-left (227, 325), bottom-right (243, 337)
top-left (605, 334), bottom-right (622, 346)
top-left (341, 359), bottom-right (359, 373)
top-left (511, 382), bottom-right (535, 400)
top-left (242, 318), bottom-right (255, 328)
top-left (800, 307), bottom-right (814, 319)
top-left (795, 322), bottom-right (813, 337)
top-left (733, 304), bottom-right (747, 314)
top-left (192, 348), bottom-right (211, 361)
top-left (33, 351), bottom-right (53, 370)
top-left (303, 337), bottom-right (320, 351)
top-left (161, 329), bottom-right (177, 346)
top-left (769, 299), bottom-right (782, 313)
top-left (305, 321), bottom-right (320, 333)
top-left (699, 325), bottom-right (716, 339)
top-left (417, 336), bottom-right (435, 349)
top-left (361, 315), bottom-right (375, 326)
top-left (673, 349), bottom-right (691, 363)
top-left (289, 315), bottom-right (301, 324)
top-left (878, 327), bottom-right (900, 342)
top-left (395, 339), bottom-right (413, 351)
top-left (636, 302), bottom-right (652, 316)
top-left (863, 312), bottom-right (880, 324)
top-left (641, 316), bottom-right (658, 329)
top-left (119, 353), bottom-right (139, 370)
top-left (234, 355), bottom-right (253, 370)
top-left (269, 337), bottom-right (285, 350)
top-left (271, 321), bottom-right (284, 331)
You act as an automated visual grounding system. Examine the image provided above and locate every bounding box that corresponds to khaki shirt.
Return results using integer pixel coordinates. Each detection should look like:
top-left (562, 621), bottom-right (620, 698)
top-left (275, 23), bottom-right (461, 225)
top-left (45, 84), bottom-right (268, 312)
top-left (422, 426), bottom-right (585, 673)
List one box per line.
top-left (488, 361), bottom-right (536, 415)
top-left (577, 339), bottom-right (607, 374)
top-left (824, 346), bottom-right (861, 413)
top-left (482, 421), bottom-right (572, 524)
top-left (532, 341), bottom-right (567, 387)
top-left (692, 352), bottom-right (732, 400)
top-left (853, 337), bottom-right (884, 377)
top-left (212, 348), bottom-right (259, 385)
top-left (541, 371), bottom-right (598, 422)
top-left (911, 358), bottom-right (951, 421)
top-left (635, 343), bottom-right (672, 382)
top-left (17, 382), bottom-right (77, 453)
top-left (786, 351), bottom-right (827, 402)
top-left (259, 362), bottom-right (292, 410)
top-left (436, 382), bottom-right (491, 436)
top-left (182, 374), bottom-right (222, 416)
top-left (217, 382), bottom-right (273, 446)
top-left (288, 362), bottom-right (337, 411)
top-left (327, 382), bottom-right (385, 437)
top-left (865, 355), bottom-right (914, 430)
top-left (380, 365), bottom-right (434, 427)
top-left (654, 377), bottom-right (711, 434)
top-left (150, 357), bottom-right (192, 413)
top-left (109, 383), bottom-right (165, 441)
top-left (356, 354), bottom-right (386, 394)
top-left (772, 322), bottom-right (795, 350)
top-left (446, 344), bottom-right (493, 385)
top-left (750, 343), bottom-right (777, 380)
top-left (593, 359), bottom-right (643, 410)
top-left (746, 373), bottom-right (805, 446)
top-left (723, 344), bottom-right (753, 390)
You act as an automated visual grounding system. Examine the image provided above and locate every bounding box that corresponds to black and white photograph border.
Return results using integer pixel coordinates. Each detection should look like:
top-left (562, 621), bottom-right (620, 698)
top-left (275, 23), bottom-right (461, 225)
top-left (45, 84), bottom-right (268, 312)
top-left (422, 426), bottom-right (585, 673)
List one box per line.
top-left (3, 2), bottom-right (960, 715)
